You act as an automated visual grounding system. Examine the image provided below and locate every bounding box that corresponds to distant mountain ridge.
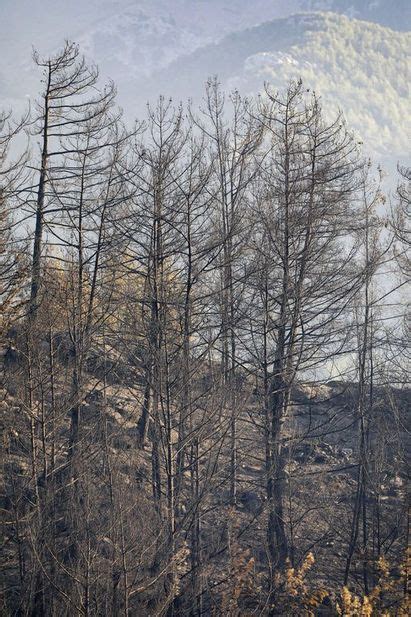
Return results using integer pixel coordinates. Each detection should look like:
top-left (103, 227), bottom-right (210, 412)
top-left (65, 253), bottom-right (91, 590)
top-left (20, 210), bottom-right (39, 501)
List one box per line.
top-left (141, 11), bottom-right (409, 169)
top-left (303, 0), bottom-right (411, 30)
top-left (2, 1), bottom-right (408, 102)
top-left (0, 1), bottom-right (409, 170)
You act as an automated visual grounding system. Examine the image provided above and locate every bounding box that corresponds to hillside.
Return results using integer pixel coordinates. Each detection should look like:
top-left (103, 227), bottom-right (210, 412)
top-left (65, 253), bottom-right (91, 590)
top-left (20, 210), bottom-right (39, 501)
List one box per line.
top-left (1, 3), bottom-right (409, 173)
top-left (2, 1), bottom-right (410, 132)
top-left (147, 12), bottom-right (410, 164)
top-left (2, 344), bottom-right (409, 613)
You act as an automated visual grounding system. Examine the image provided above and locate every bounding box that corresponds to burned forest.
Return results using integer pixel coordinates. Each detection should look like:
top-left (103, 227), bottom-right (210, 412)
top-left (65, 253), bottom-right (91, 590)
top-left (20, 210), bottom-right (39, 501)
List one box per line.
top-left (0, 41), bottom-right (410, 616)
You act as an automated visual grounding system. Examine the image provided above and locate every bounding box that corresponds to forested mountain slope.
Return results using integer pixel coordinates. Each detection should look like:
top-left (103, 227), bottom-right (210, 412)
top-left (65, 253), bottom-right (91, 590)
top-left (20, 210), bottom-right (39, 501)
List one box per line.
top-left (2, 1), bottom-right (409, 147)
top-left (148, 13), bottom-right (410, 164)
